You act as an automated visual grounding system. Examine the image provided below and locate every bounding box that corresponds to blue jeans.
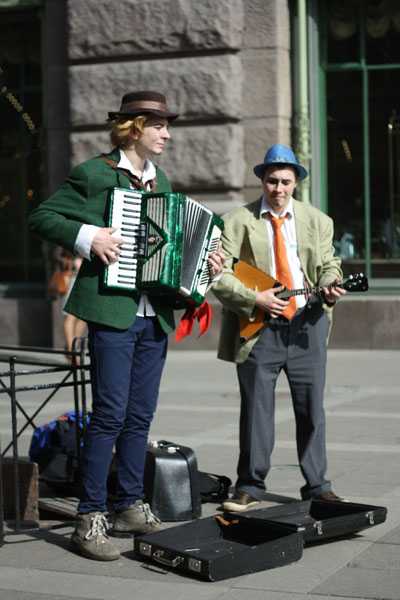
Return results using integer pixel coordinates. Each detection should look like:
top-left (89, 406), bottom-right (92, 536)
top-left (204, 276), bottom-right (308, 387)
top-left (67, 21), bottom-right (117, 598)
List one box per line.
top-left (78, 316), bottom-right (168, 514)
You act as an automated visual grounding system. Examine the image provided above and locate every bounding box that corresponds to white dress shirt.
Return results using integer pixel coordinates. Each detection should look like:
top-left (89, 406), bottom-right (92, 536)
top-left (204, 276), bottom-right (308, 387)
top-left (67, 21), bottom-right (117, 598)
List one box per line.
top-left (260, 196), bottom-right (307, 309)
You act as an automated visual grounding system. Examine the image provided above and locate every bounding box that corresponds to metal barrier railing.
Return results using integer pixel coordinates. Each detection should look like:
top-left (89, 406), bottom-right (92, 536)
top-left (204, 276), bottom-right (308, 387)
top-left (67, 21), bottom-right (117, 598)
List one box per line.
top-left (0, 338), bottom-right (90, 546)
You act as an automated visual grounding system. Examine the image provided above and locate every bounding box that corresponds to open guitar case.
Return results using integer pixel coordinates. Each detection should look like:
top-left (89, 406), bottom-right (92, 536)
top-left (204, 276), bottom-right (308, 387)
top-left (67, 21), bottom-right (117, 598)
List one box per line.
top-left (134, 498), bottom-right (387, 581)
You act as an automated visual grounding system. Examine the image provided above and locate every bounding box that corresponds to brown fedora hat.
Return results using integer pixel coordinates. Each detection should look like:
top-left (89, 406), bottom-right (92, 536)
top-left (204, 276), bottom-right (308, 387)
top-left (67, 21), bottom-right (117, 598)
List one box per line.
top-left (107, 90), bottom-right (179, 121)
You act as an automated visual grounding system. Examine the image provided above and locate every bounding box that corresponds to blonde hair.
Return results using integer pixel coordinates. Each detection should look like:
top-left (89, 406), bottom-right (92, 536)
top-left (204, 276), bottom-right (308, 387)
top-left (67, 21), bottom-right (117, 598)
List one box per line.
top-left (109, 115), bottom-right (150, 147)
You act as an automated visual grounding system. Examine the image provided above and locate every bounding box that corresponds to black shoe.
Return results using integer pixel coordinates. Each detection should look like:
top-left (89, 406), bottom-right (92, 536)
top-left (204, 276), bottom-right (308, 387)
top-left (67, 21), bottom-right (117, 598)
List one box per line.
top-left (313, 491), bottom-right (344, 502)
top-left (222, 491), bottom-right (260, 512)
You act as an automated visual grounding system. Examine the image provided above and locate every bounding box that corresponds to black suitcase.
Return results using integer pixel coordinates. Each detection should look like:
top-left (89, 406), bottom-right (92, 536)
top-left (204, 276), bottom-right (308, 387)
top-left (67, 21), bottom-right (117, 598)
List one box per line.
top-left (134, 512), bottom-right (303, 581)
top-left (143, 440), bottom-right (202, 521)
top-left (235, 499), bottom-right (387, 543)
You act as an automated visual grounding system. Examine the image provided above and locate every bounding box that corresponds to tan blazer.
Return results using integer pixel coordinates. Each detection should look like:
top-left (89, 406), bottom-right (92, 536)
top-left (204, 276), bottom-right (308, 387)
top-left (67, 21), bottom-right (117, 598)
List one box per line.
top-left (212, 197), bottom-right (342, 364)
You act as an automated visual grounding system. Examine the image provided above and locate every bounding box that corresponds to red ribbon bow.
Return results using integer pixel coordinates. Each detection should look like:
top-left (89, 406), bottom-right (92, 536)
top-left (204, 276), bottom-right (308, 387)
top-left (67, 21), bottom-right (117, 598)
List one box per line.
top-left (175, 300), bottom-right (212, 343)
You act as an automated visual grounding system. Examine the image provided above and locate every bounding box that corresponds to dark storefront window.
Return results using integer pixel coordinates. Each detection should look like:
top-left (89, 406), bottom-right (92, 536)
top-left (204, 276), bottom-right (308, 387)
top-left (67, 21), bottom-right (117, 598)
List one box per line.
top-left (0, 6), bottom-right (46, 289)
top-left (321, 0), bottom-right (400, 279)
top-left (326, 71), bottom-right (364, 262)
top-left (369, 69), bottom-right (400, 268)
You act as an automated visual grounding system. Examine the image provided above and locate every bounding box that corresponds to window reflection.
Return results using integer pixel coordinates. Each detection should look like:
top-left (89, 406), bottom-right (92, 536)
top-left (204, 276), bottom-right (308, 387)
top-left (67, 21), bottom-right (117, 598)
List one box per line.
top-left (326, 0), bottom-right (400, 278)
top-left (0, 12), bottom-right (44, 284)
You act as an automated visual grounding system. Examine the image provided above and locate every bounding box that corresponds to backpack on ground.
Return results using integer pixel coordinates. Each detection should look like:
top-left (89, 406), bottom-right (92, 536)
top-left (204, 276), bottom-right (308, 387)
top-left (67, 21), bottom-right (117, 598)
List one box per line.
top-left (29, 410), bottom-right (90, 489)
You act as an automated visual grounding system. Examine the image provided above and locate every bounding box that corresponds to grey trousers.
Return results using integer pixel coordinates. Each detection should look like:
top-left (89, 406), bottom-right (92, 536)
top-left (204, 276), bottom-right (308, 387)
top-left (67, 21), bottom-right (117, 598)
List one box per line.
top-left (236, 302), bottom-right (331, 500)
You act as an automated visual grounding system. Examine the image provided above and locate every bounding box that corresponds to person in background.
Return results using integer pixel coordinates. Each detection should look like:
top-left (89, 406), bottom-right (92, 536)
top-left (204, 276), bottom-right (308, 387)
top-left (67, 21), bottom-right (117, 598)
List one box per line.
top-left (29, 91), bottom-right (225, 560)
top-left (52, 246), bottom-right (87, 358)
top-left (212, 144), bottom-right (346, 512)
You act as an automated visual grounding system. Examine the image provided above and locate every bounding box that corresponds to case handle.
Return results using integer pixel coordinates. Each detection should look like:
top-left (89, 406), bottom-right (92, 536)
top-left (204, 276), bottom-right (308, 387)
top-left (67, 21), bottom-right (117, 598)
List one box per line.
top-left (152, 549), bottom-right (184, 568)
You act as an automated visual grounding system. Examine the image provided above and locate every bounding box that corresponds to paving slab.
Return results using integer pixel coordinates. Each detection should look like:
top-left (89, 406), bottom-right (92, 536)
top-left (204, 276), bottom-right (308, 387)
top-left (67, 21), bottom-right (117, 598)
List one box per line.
top-left (311, 567), bottom-right (400, 600)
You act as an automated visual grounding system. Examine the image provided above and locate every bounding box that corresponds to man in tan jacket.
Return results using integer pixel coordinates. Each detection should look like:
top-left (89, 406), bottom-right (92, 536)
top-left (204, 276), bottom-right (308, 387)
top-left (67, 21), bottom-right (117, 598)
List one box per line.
top-left (212, 144), bottom-right (346, 511)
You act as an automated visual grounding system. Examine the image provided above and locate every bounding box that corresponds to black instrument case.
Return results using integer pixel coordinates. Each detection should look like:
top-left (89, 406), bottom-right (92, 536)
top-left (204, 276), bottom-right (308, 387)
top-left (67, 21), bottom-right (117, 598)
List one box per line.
top-left (235, 498), bottom-right (387, 543)
top-left (144, 440), bottom-right (201, 521)
top-left (134, 498), bottom-right (387, 581)
top-left (134, 512), bottom-right (303, 581)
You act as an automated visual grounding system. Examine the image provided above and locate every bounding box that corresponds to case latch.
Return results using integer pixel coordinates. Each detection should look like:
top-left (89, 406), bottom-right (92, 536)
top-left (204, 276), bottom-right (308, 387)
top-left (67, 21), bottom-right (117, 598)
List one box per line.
top-left (314, 520), bottom-right (323, 535)
top-left (366, 511), bottom-right (375, 525)
top-left (188, 558), bottom-right (202, 573)
top-left (139, 542), bottom-right (152, 556)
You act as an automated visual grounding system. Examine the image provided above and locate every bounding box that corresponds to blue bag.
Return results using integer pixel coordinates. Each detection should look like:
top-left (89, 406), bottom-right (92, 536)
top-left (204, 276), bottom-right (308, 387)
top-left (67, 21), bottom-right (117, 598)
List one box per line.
top-left (29, 410), bottom-right (90, 487)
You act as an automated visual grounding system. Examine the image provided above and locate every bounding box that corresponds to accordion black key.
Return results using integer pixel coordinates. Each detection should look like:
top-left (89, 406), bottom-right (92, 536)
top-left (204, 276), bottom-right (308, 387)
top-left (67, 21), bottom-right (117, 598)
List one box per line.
top-left (104, 187), bottom-right (224, 306)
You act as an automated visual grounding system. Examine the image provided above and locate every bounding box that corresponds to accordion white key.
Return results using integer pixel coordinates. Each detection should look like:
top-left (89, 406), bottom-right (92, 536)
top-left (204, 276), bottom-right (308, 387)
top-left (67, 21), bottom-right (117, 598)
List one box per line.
top-left (104, 187), bottom-right (224, 307)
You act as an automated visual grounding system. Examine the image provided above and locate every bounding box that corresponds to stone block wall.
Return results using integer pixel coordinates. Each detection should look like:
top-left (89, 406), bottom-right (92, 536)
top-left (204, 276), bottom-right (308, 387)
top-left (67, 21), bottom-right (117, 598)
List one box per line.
top-left (4, 0), bottom-right (292, 351)
top-left (38, 0), bottom-right (294, 351)
top-left (47, 0), bottom-right (292, 211)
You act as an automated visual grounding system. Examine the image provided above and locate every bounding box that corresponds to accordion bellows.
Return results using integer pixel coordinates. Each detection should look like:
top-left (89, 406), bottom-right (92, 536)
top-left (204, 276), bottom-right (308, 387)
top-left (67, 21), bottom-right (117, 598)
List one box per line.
top-left (104, 188), bottom-right (224, 306)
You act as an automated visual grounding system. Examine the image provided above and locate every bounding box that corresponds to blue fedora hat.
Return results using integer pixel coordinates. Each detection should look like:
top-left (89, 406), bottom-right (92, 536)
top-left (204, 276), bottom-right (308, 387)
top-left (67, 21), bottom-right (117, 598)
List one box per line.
top-left (253, 144), bottom-right (308, 181)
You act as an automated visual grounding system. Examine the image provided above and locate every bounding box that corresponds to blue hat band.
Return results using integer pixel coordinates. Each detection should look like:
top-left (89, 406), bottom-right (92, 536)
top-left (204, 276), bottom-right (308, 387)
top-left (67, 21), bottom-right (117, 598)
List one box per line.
top-left (253, 155), bottom-right (308, 181)
top-left (266, 156), bottom-right (297, 165)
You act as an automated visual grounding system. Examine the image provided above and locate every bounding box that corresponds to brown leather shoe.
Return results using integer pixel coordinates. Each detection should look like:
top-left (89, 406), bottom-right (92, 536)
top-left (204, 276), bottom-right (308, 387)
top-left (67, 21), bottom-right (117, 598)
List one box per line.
top-left (313, 491), bottom-right (343, 502)
top-left (222, 491), bottom-right (260, 512)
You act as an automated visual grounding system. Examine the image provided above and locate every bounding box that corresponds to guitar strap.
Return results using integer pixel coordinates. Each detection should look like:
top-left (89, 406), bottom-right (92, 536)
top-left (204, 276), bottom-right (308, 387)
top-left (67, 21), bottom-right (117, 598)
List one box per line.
top-left (98, 157), bottom-right (157, 192)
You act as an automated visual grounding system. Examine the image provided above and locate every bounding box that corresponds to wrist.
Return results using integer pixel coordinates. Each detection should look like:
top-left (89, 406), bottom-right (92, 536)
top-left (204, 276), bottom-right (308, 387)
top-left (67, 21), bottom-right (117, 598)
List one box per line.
top-left (322, 291), bottom-right (336, 307)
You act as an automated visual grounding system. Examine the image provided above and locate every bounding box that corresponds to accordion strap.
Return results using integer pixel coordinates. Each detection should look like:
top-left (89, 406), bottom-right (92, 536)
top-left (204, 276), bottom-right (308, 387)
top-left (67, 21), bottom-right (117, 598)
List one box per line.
top-left (98, 157), bottom-right (156, 192)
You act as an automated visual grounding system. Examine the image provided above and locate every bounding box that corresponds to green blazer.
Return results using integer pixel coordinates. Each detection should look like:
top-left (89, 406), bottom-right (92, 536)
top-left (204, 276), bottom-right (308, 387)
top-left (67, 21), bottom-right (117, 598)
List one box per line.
top-left (28, 147), bottom-right (176, 332)
top-left (212, 197), bottom-right (343, 364)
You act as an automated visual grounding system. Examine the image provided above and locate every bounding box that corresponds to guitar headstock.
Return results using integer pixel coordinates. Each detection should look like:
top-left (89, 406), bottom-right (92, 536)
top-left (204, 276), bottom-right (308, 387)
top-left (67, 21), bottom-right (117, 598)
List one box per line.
top-left (341, 273), bottom-right (369, 292)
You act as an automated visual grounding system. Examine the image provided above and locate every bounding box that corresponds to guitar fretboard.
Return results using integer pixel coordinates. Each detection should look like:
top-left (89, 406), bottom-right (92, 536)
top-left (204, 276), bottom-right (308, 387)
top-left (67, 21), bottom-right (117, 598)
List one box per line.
top-left (277, 283), bottom-right (344, 300)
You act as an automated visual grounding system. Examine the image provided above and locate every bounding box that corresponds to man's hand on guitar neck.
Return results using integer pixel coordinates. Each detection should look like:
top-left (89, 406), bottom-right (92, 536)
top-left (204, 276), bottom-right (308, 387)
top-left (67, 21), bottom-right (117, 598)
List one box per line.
top-left (255, 286), bottom-right (289, 319)
top-left (322, 277), bottom-right (347, 305)
top-left (255, 277), bottom-right (347, 317)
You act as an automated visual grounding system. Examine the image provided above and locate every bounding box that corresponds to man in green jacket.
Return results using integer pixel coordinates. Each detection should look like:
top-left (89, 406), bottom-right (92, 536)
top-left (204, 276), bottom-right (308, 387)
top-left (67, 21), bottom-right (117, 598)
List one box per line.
top-left (29, 91), bottom-right (224, 561)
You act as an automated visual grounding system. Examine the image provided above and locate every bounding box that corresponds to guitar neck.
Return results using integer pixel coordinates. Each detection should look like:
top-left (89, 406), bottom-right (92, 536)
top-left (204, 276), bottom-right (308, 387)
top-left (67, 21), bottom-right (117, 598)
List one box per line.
top-left (234, 260), bottom-right (368, 304)
top-left (283, 284), bottom-right (342, 298)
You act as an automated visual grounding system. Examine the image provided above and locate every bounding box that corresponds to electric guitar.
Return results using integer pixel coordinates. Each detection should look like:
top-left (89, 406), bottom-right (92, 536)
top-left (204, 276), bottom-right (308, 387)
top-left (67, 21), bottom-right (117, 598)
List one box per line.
top-left (233, 260), bottom-right (369, 341)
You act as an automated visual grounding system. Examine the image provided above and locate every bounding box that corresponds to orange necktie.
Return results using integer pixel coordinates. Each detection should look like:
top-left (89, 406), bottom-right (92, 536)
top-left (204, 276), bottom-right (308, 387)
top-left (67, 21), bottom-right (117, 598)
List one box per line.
top-left (270, 214), bottom-right (297, 320)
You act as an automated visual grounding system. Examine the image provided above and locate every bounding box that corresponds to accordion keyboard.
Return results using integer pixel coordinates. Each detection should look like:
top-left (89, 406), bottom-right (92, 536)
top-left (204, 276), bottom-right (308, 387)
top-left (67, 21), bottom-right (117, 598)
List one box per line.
top-left (106, 189), bottom-right (144, 290)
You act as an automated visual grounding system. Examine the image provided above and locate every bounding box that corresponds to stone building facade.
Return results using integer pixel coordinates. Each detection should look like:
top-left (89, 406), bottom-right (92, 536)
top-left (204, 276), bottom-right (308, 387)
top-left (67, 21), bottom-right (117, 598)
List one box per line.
top-left (47, 0), bottom-right (292, 207)
top-left (44, 0), bottom-right (293, 349)
top-left (1, 0), bottom-right (398, 350)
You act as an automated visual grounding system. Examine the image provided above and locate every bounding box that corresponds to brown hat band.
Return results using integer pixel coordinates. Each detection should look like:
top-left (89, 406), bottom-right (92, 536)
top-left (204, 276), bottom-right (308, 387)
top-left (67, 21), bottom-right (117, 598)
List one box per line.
top-left (121, 100), bottom-right (167, 112)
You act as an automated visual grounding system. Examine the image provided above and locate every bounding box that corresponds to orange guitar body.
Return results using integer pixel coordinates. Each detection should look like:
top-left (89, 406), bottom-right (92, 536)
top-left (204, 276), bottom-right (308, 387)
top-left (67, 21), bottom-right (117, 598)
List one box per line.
top-left (233, 261), bottom-right (369, 341)
top-left (234, 261), bottom-right (278, 340)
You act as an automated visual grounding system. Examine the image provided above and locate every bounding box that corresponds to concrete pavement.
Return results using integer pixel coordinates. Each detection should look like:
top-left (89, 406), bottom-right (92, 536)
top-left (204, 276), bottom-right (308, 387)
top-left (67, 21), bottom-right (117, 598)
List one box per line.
top-left (1, 348), bottom-right (400, 599)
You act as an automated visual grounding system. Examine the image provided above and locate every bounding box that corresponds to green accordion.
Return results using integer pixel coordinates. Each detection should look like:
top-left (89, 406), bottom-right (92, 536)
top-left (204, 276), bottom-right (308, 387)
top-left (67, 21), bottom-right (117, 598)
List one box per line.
top-left (104, 187), bottom-right (224, 307)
